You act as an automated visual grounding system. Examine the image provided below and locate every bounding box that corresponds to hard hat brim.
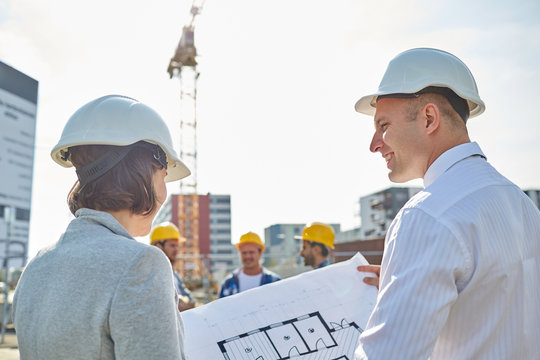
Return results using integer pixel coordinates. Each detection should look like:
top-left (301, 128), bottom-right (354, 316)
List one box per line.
top-left (235, 242), bottom-right (264, 252)
top-left (51, 140), bottom-right (191, 183)
top-left (354, 91), bottom-right (485, 119)
top-left (295, 236), bottom-right (335, 249)
top-left (354, 94), bottom-right (378, 116)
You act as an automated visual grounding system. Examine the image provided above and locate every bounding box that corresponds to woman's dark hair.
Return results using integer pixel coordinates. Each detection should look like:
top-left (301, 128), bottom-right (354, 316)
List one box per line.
top-left (67, 144), bottom-right (162, 216)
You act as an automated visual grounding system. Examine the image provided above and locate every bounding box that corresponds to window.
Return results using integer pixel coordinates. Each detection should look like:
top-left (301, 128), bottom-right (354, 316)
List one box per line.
top-left (216, 239), bottom-right (232, 245)
top-left (211, 229), bottom-right (230, 234)
top-left (211, 209), bottom-right (230, 214)
top-left (16, 208), bottom-right (30, 221)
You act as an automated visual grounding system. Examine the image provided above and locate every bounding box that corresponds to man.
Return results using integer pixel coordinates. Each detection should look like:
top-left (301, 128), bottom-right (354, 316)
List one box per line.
top-left (296, 222), bottom-right (335, 269)
top-left (219, 232), bottom-right (281, 298)
top-left (151, 222), bottom-right (196, 311)
top-left (353, 48), bottom-right (540, 359)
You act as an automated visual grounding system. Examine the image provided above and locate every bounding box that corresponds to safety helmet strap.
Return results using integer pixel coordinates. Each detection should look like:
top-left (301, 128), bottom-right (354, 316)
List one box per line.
top-left (75, 141), bottom-right (167, 185)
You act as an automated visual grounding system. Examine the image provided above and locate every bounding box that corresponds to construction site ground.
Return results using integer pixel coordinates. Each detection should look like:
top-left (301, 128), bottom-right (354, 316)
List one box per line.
top-left (0, 327), bottom-right (19, 360)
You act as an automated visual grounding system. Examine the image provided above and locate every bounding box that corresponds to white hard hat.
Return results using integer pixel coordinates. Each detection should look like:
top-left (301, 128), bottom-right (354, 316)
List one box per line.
top-left (51, 95), bottom-right (190, 182)
top-left (355, 48), bottom-right (485, 119)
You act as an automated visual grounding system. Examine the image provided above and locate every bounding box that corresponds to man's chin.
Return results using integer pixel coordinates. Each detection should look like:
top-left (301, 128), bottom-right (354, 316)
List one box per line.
top-left (388, 172), bottom-right (405, 183)
top-left (389, 171), bottom-right (416, 183)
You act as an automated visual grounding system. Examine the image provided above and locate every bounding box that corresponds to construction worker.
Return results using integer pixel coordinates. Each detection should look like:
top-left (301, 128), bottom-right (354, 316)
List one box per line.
top-left (13, 95), bottom-right (189, 359)
top-left (296, 222), bottom-right (335, 269)
top-left (218, 232), bottom-right (281, 298)
top-left (151, 222), bottom-right (196, 312)
top-left (353, 48), bottom-right (540, 359)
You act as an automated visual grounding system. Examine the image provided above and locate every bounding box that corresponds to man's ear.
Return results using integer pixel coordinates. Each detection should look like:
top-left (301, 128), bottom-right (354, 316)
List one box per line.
top-left (422, 103), bottom-right (440, 135)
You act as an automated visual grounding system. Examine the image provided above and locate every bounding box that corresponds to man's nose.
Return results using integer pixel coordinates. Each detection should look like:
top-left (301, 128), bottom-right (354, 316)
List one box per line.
top-left (370, 132), bottom-right (383, 153)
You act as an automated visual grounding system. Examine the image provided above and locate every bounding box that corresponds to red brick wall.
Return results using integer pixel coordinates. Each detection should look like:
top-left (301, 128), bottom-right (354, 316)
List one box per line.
top-left (333, 237), bottom-right (385, 265)
top-left (198, 194), bottom-right (210, 255)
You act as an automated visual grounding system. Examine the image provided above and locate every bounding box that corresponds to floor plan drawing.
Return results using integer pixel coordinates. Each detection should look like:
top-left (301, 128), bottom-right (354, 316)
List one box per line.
top-left (182, 254), bottom-right (377, 360)
top-left (217, 312), bottom-right (362, 360)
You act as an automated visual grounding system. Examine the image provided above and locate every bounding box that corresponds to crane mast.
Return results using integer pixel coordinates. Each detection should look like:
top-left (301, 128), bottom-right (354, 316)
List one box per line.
top-left (167, 0), bottom-right (206, 286)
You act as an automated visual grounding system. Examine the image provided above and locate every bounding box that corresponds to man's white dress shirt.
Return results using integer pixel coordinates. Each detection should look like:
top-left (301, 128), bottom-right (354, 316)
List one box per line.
top-left (355, 142), bottom-right (540, 359)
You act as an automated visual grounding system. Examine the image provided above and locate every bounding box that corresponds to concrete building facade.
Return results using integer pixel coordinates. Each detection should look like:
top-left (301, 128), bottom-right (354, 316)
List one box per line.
top-left (359, 187), bottom-right (422, 239)
top-left (524, 189), bottom-right (540, 210)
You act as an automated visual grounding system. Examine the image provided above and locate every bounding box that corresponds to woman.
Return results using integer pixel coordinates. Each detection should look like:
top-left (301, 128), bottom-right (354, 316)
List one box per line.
top-left (13, 95), bottom-right (190, 359)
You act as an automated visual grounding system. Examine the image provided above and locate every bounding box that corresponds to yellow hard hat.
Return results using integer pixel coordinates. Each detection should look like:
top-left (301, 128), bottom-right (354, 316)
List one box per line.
top-left (296, 222), bottom-right (335, 249)
top-left (150, 222), bottom-right (180, 244)
top-left (236, 232), bottom-right (264, 252)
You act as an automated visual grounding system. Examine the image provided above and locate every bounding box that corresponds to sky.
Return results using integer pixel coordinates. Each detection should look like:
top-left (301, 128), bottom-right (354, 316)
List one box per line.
top-left (1, 0), bottom-right (539, 260)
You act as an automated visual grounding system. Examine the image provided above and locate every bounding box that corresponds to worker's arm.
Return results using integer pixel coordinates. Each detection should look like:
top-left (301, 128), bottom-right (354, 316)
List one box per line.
top-left (178, 295), bottom-right (195, 312)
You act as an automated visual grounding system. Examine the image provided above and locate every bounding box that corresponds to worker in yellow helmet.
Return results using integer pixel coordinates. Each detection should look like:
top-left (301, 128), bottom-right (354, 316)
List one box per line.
top-left (218, 232), bottom-right (281, 298)
top-left (151, 222), bottom-right (195, 311)
top-left (296, 222), bottom-right (335, 269)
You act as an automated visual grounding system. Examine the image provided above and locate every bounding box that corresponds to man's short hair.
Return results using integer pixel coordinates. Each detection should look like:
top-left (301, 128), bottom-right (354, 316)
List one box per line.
top-left (380, 86), bottom-right (469, 124)
top-left (406, 92), bottom-right (465, 128)
top-left (309, 241), bottom-right (329, 257)
top-left (67, 144), bottom-right (162, 215)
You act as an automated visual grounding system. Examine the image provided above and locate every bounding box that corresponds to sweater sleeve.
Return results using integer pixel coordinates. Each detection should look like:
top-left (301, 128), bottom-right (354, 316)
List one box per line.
top-left (109, 246), bottom-right (185, 360)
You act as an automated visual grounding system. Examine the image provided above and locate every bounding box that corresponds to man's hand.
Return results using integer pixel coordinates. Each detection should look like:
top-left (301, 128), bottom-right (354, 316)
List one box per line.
top-left (178, 295), bottom-right (196, 312)
top-left (357, 265), bottom-right (381, 289)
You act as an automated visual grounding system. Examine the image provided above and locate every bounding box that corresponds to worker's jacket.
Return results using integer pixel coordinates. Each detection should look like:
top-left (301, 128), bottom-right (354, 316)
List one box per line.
top-left (218, 267), bottom-right (281, 298)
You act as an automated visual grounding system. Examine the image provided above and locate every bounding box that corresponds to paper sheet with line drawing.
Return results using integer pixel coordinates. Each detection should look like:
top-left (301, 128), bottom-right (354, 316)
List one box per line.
top-left (182, 253), bottom-right (377, 359)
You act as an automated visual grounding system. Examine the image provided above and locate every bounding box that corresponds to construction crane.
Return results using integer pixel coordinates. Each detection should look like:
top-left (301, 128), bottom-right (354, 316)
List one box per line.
top-left (167, 0), bottom-right (205, 195)
top-left (167, 0), bottom-right (211, 297)
top-left (167, 0), bottom-right (204, 78)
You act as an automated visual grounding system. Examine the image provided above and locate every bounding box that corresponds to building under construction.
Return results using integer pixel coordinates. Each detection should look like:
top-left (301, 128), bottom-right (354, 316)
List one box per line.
top-left (154, 194), bottom-right (237, 294)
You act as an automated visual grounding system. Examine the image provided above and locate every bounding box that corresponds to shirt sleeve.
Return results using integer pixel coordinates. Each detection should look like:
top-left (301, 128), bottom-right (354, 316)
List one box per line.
top-left (218, 277), bottom-right (231, 298)
top-left (175, 273), bottom-right (195, 302)
top-left (355, 208), bottom-right (471, 360)
top-left (109, 246), bottom-right (185, 360)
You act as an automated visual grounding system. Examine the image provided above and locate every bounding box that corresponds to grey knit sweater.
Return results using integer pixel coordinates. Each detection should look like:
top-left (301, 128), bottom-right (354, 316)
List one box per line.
top-left (13, 208), bottom-right (185, 359)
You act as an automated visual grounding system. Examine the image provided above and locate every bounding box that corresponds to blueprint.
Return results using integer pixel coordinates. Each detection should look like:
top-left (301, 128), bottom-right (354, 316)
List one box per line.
top-left (218, 312), bottom-right (361, 360)
top-left (182, 253), bottom-right (377, 360)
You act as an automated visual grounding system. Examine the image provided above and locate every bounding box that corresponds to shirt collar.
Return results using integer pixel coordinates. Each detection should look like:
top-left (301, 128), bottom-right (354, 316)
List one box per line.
top-left (315, 259), bottom-right (330, 269)
top-left (423, 142), bottom-right (486, 188)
